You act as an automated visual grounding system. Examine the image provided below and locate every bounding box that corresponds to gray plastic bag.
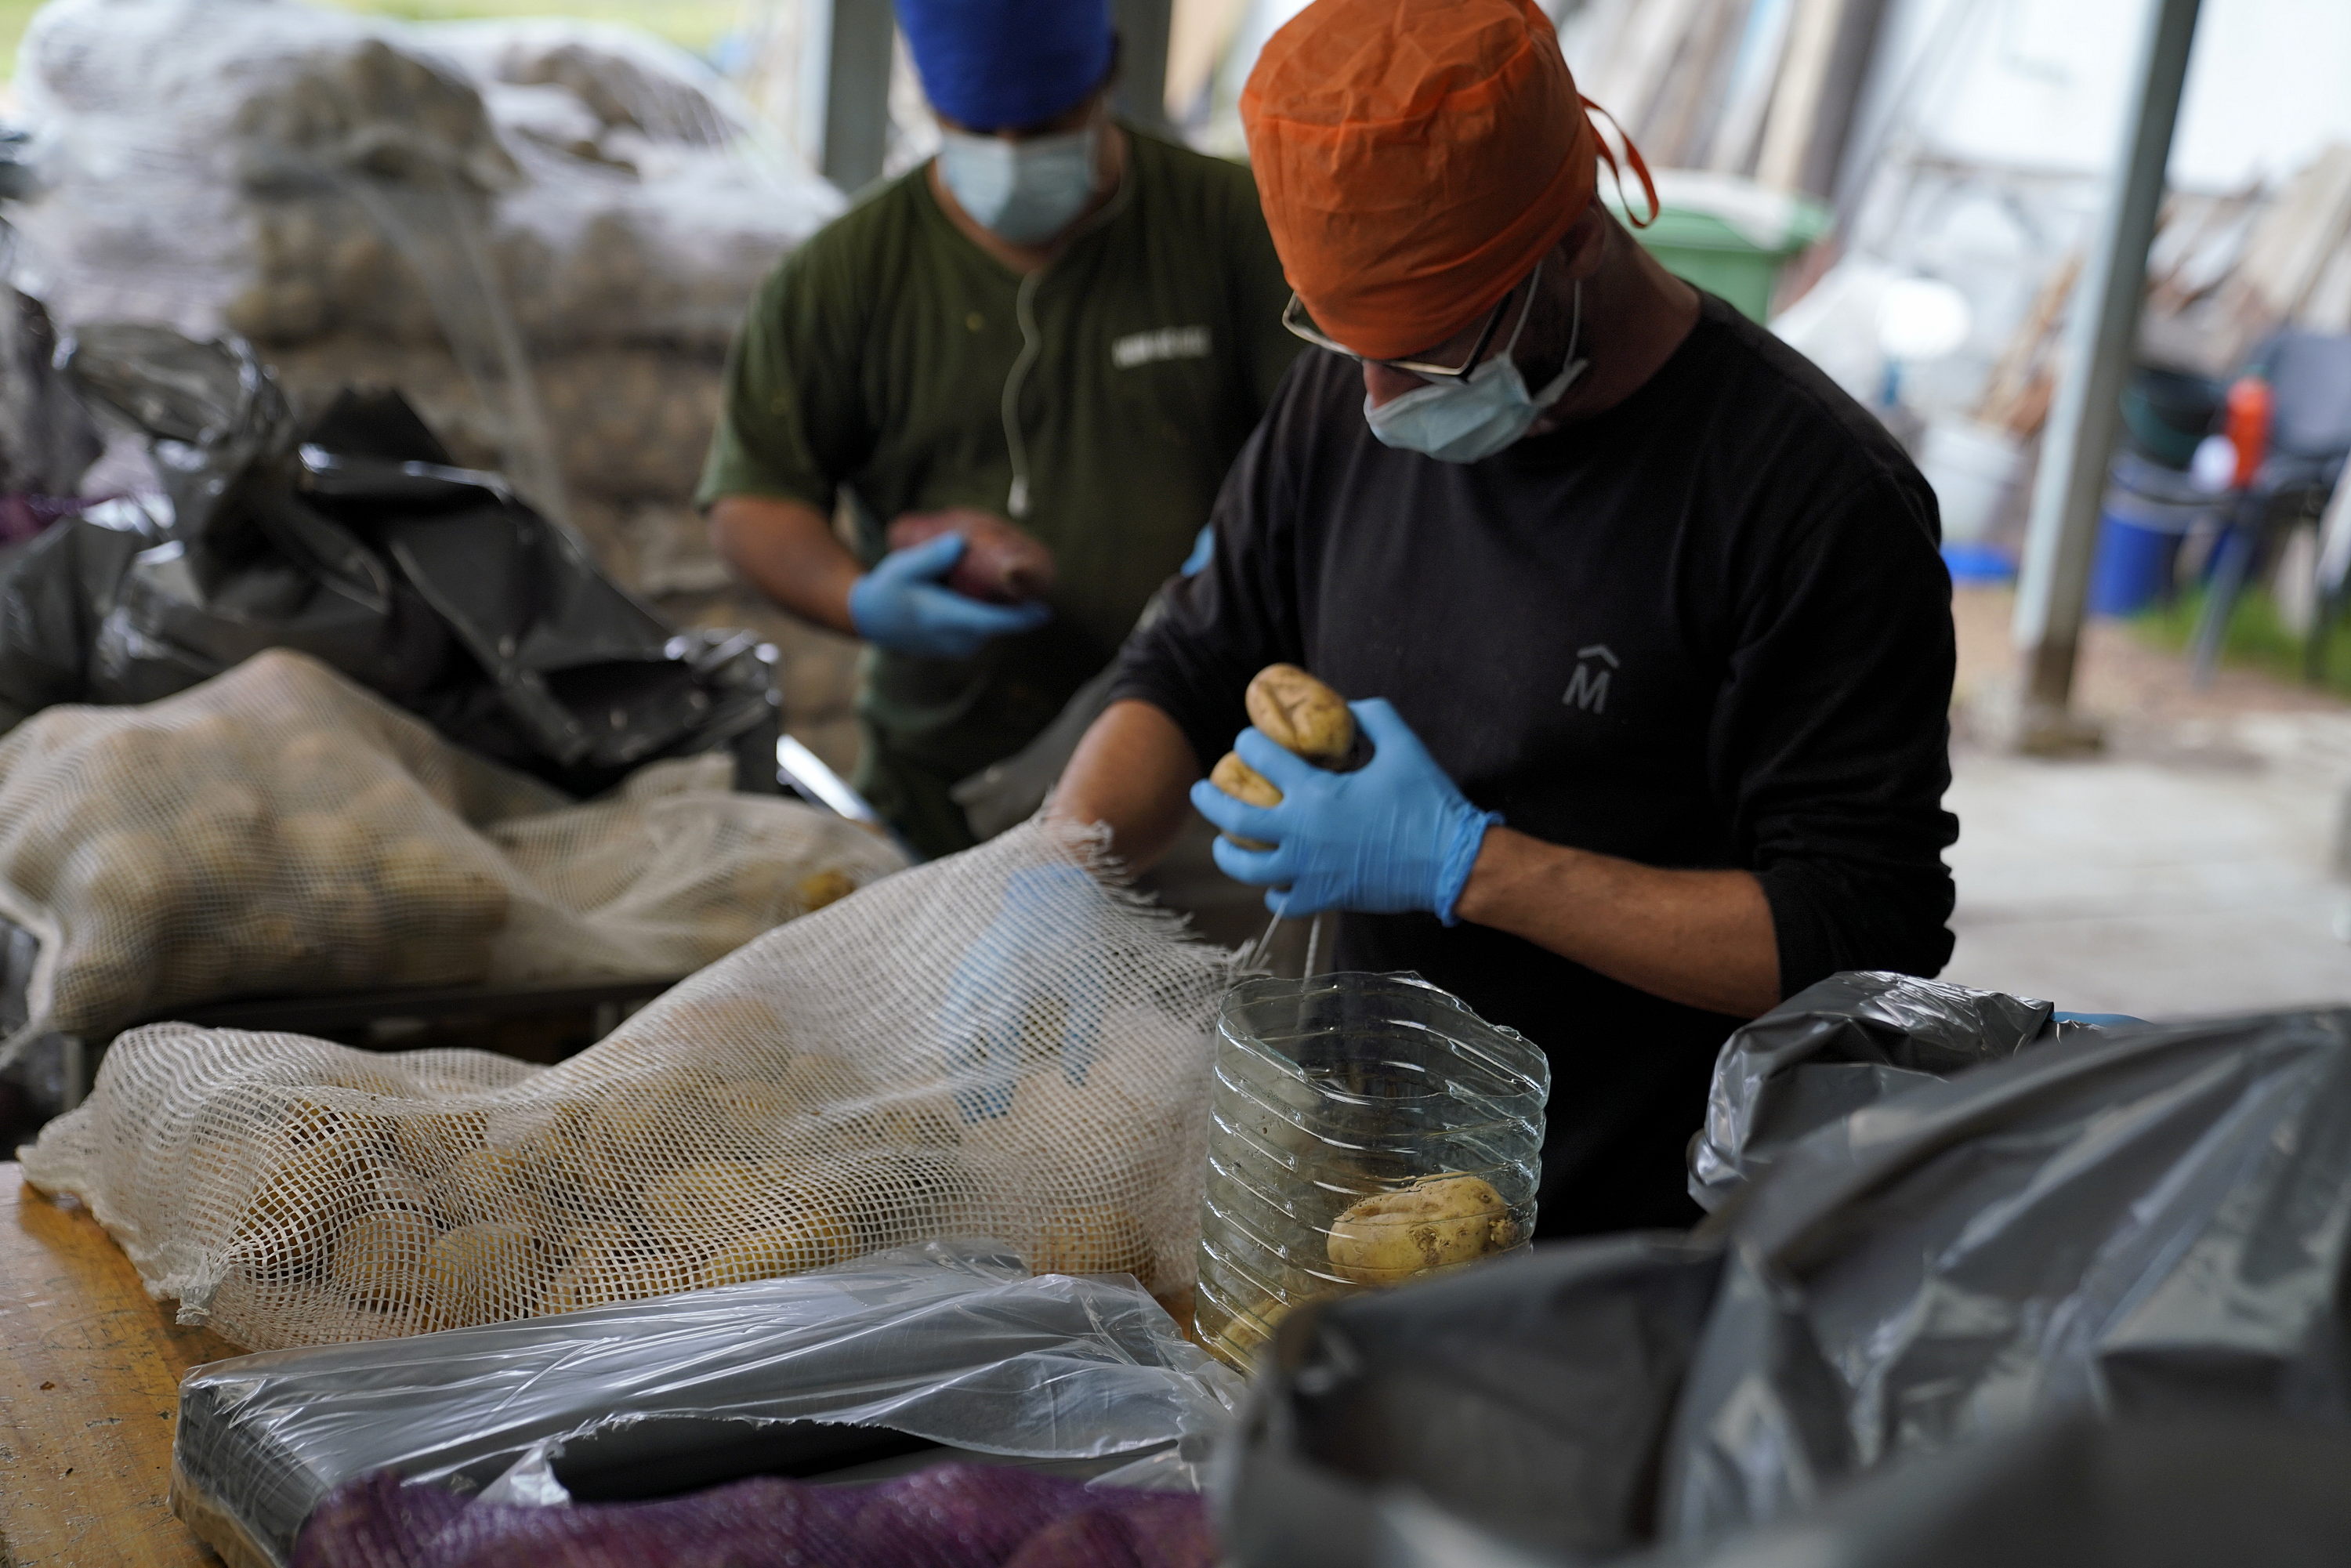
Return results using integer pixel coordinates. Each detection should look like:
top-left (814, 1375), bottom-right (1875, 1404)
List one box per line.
top-left (1689, 971), bottom-right (2066, 1211)
top-left (1665, 1005), bottom-right (2351, 1539)
top-left (1214, 1235), bottom-right (1723, 1568)
top-left (1636, 1414), bottom-right (2351, 1568)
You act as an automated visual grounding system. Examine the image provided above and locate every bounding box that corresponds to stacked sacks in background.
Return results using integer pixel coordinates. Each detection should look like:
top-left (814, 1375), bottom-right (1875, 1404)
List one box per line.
top-left (8, 0), bottom-right (860, 762)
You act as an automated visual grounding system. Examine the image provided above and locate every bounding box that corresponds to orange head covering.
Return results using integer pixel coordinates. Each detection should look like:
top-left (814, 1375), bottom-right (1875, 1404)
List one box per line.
top-left (1241, 0), bottom-right (1653, 362)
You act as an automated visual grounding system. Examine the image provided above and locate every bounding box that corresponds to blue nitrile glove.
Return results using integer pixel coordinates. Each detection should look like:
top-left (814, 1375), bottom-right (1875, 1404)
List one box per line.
top-left (938, 863), bottom-right (1106, 1121)
top-left (1190, 698), bottom-right (1501, 925)
top-left (848, 531), bottom-right (1052, 658)
top-left (2053, 1010), bottom-right (2147, 1027)
top-left (1180, 523), bottom-right (1215, 577)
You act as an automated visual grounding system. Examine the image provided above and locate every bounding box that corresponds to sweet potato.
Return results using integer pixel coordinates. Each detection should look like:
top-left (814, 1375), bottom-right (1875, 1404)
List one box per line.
top-left (886, 509), bottom-right (1056, 603)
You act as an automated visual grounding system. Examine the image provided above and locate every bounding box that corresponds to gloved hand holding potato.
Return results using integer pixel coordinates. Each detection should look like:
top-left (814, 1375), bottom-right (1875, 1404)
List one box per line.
top-left (1191, 664), bottom-right (1501, 925)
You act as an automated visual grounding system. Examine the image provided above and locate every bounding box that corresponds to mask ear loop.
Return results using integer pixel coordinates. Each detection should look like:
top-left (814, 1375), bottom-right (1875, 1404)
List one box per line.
top-left (1581, 96), bottom-right (1660, 228)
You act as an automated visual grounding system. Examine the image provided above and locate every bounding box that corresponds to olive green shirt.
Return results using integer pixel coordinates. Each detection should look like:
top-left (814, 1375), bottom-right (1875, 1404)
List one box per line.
top-left (698, 129), bottom-right (1300, 856)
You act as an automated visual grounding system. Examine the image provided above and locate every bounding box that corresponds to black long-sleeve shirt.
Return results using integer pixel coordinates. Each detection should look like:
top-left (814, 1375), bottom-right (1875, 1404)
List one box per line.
top-left (1111, 294), bottom-right (1958, 1237)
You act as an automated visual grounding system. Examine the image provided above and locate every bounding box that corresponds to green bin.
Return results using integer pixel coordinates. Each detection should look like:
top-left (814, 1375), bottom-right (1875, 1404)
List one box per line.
top-left (1607, 172), bottom-right (1830, 322)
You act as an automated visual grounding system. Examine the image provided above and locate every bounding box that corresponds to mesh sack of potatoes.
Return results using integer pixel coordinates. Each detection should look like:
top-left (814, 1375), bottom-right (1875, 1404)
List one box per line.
top-left (20, 819), bottom-right (1229, 1349)
top-left (11, 0), bottom-right (838, 355)
top-left (0, 648), bottom-right (904, 1065)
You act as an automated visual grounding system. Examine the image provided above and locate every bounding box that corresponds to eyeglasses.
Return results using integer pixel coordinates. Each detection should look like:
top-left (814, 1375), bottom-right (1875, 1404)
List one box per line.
top-left (1280, 284), bottom-right (1519, 382)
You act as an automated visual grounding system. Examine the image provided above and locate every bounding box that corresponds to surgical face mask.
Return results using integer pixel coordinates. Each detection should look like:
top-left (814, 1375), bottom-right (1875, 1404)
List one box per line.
top-left (936, 122), bottom-right (1101, 245)
top-left (1363, 270), bottom-right (1587, 463)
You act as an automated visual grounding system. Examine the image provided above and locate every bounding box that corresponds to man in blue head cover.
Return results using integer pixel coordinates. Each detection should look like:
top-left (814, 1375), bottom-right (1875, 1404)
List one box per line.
top-left (700, 0), bottom-right (1300, 860)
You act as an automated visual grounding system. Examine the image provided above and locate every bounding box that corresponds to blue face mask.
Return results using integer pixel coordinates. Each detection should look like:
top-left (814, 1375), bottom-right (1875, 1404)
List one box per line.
top-left (1363, 270), bottom-right (1587, 464)
top-left (936, 122), bottom-right (1100, 245)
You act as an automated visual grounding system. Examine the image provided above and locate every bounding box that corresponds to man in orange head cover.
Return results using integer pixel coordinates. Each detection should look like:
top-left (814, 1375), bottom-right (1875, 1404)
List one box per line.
top-left (1055, 0), bottom-right (1959, 1234)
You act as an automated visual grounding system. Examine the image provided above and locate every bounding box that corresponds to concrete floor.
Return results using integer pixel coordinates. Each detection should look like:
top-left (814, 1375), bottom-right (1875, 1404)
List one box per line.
top-left (1940, 589), bottom-right (2351, 1018)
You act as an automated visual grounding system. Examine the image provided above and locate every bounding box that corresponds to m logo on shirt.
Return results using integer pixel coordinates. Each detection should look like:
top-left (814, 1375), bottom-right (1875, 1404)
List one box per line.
top-left (1112, 325), bottom-right (1212, 369)
top-left (1563, 645), bottom-right (1617, 714)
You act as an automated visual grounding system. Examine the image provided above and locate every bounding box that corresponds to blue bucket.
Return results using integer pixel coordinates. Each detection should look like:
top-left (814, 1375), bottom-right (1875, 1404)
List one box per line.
top-left (2088, 512), bottom-right (2181, 617)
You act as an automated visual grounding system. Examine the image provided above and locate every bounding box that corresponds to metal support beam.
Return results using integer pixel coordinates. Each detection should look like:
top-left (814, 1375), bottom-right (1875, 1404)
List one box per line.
top-left (820, 0), bottom-right (897, 195)
top-left (1110, 0), bottom-right (1176, 135)
top-left (2009, 0), bottom-right (2204, 750)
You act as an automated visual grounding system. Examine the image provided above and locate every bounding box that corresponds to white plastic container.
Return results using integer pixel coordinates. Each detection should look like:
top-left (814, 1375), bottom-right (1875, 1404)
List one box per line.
top-left (1918, 418), bottom-right (2022, 544)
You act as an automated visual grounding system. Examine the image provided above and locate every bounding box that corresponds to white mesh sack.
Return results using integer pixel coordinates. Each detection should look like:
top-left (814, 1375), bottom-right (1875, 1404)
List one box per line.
top-left (20, 819), bottom-right (1230, 1349)
top-left (0, 648), bottom-right (905, 1064)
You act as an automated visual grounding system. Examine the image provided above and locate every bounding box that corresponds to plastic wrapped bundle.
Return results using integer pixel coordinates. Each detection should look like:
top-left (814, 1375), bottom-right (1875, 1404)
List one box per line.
top-left (170, 1241), bottom-right (1235, 1566)
top-left (20, 817), bottom-right (1226, 1348)
top-left (0, 649), bottom-right (904, 1058)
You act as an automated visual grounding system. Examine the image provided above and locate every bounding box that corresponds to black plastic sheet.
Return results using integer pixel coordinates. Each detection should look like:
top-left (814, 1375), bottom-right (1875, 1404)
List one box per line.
top-left (0, 323), bottom-right (777, 795)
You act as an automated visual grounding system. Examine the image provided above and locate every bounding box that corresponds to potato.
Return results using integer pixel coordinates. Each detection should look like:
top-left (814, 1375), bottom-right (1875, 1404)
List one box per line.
top-left (176, 784), bottom-right (273, 905)
top-left (1032, 1203), bottom-right (1152, 1282)
top-left (835, 1151), bottom-right (969, 1247)
top-left (638, 1159), bottom-right (776, 1241)
top-left (538, 1238), bottom-right (697, 1315)
top-left (332, 1208), bottom-right (441, 1313)
top-left (232, 1133), bottom-right (375, 1280)
top-left (427, 1143), bottom-right (547, 1229)
top-left (1208, 751), bottom-right (1280, 851)
top-left (1204, 1293), bottom-right (1301, 1371)
top-left (375, 838), bottom-right (510, 936)
top-left (305, 881), bottom-right (389, 990)
top-left (886, 509), bottom-right (1056, 603)
top-left (579, 1074), bottom-right (724, 1186)
top-left (1246, 664), bottom-right (1357, 768)
top-left (797, 868), bottom-right (857, 913)
top-left (696, 1204), bottom-right (857, 1290)
top-left (389, 1110), bottom-right (492, 1173)
top-left (51, 954), bottom-right (155, 1033)
top-left (864, 1093), bottom-right (964, 1150)
top-left (281, 731), bottom-right (382, 802)
top-left (1325, 1174), bottom-right (1515, 1284)
top-left (775, 1053), bottom-right (872, 1112)
top-left (60, 829), bottom-right (189, 929)
top-left (423, 1222), bottom-right (545, 1323)
top-left (713, 1078), bottom-right (796, 1136)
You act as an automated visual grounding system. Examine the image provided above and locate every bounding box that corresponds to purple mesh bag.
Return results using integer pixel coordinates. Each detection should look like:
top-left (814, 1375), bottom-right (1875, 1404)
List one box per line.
top-left (295, 1464), bottom-right (1215, 1568)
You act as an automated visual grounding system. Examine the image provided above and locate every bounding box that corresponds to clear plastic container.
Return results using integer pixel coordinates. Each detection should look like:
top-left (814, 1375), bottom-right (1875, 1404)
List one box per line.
top-left (1195, 972), bottom-right (1550, 1370)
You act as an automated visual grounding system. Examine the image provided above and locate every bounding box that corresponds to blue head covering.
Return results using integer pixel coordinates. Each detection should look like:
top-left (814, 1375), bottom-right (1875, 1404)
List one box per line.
top-left (894, 0), bottom-right (1114, 132)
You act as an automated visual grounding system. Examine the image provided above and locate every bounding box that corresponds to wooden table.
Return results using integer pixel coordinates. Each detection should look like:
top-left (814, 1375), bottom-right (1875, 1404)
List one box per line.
top-left (0, 1161), bottom-right (243, 1566)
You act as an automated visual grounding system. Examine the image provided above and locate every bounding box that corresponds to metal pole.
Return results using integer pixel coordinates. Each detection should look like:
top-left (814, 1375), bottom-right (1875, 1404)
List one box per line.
top-left (2009, 0), bottom-right (2203, 751)
top-left (820, 0), bottom-right (897, 194)
top-left (1110, 0), bottom-right (1176, 135)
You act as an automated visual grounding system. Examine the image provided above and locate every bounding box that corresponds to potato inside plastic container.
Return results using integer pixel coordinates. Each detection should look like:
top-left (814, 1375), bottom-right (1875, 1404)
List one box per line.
top-left (1194, 972), bottom-right (1550, 1371)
